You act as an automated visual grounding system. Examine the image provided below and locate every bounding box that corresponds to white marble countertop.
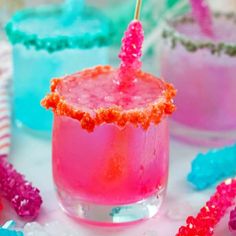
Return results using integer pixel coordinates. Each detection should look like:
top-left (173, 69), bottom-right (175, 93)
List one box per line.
top-left (1, 128), bottom-right (232, 236)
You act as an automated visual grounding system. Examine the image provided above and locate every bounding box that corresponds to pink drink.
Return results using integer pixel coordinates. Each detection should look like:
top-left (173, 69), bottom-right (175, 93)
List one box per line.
top-left (42, 66), bottom-right (175, 224)
top-left (161, 13), bottom-right (236, 147)
top-left (53, 118), bottom-right (168, 205)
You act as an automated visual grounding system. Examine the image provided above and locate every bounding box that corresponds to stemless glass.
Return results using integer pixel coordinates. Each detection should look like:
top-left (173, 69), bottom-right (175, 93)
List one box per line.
top-left (42, 65), bottom-right (176, 225)
top-left (5, 4), bottom-right (113, 134)
top-left (160, 11), bottom-right (236, 147)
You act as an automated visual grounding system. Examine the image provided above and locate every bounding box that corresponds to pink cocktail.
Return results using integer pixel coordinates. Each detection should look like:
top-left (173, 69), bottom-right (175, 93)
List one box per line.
top-left (42, 66), bottom-right (175, 225)
top-left (42, 1), bottom-right (176, 224)
top-left (161, 12), bottom-right (236, 147)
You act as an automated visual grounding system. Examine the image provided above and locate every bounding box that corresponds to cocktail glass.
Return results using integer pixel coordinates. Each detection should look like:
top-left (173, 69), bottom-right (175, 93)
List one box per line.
top-left (5, 4), bottom-right (113, 134)
top-left (160, 11), bottom-right (236, 147)
top-left (41, 65), bottom-right (175, 225)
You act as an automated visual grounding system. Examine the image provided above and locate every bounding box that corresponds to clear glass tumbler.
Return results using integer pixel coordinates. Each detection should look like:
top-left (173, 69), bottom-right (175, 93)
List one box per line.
top-left (5, 4), bottom-right (113, 134)
top-left (160, 11), bottom-right (236, 147)
top-left (42, 65), bottom-right (176, 225)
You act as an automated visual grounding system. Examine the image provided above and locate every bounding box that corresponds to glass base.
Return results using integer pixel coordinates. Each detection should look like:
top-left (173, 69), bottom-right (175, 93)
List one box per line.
top-left (170, 120), bottom-right (236, 147)
top-left (56, 188), bottom-right (164, 226)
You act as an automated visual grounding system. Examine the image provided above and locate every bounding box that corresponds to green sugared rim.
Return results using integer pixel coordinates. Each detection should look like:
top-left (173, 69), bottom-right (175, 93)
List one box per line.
top-left (162, 12), bottom-right (236, 57)
top-left (5, 4), bottom-right (114, 53)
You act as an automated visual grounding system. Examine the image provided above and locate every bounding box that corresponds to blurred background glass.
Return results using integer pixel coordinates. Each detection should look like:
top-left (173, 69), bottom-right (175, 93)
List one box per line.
top-left (1, 0), bottom-right (236, 64)
top-left (0, 0), bottom-right (58, 37)
top-left (0, 0), bottom-right (169, 38)
top-left (1, 0), bottom-right (236, 30)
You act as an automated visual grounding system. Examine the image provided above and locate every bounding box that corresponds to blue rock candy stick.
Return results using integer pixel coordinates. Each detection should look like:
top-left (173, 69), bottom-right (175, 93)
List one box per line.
top-left (187, 144), bottom-right (236, 190)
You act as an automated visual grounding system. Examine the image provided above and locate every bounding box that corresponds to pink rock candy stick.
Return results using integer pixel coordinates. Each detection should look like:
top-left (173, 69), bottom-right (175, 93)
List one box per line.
top-left (0, 155), bottom-right (42, 219)
top-left (176, 178), bottom-right (236, 236)
top-left (190, 0), bottom-right (213, 36)
top-left (118, 0), bottom-right (144, 89)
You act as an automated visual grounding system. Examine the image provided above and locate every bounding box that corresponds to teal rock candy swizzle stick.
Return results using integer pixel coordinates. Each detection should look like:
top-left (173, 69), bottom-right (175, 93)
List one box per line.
top-left (188, 144), bottom-right (236, 190)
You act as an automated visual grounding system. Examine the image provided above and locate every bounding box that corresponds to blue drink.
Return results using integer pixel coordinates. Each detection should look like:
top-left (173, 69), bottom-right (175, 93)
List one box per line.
top-left (6, 4), bottom-right (113, 134)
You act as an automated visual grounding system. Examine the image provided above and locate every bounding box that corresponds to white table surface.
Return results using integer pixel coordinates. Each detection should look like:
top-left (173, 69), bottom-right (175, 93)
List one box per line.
top-left (1, 128), bottom-right (233, 236)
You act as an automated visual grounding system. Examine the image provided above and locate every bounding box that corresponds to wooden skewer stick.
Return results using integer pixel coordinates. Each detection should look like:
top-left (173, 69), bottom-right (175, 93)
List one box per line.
top-left (134, 0), bottom-right (142, 20)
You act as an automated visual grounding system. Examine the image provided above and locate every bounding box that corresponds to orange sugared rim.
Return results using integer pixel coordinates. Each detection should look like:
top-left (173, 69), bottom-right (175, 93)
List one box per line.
top-left (41, 65), bottom-right (176, 132)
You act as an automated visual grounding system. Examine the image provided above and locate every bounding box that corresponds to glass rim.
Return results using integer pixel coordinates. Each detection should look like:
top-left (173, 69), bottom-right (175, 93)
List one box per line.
top-left (5, 4), bottom-right (114, 53)
top-left (161, 12), bottom-right (236, 57)
top-left (41, 65), bottom-right (176, 132)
